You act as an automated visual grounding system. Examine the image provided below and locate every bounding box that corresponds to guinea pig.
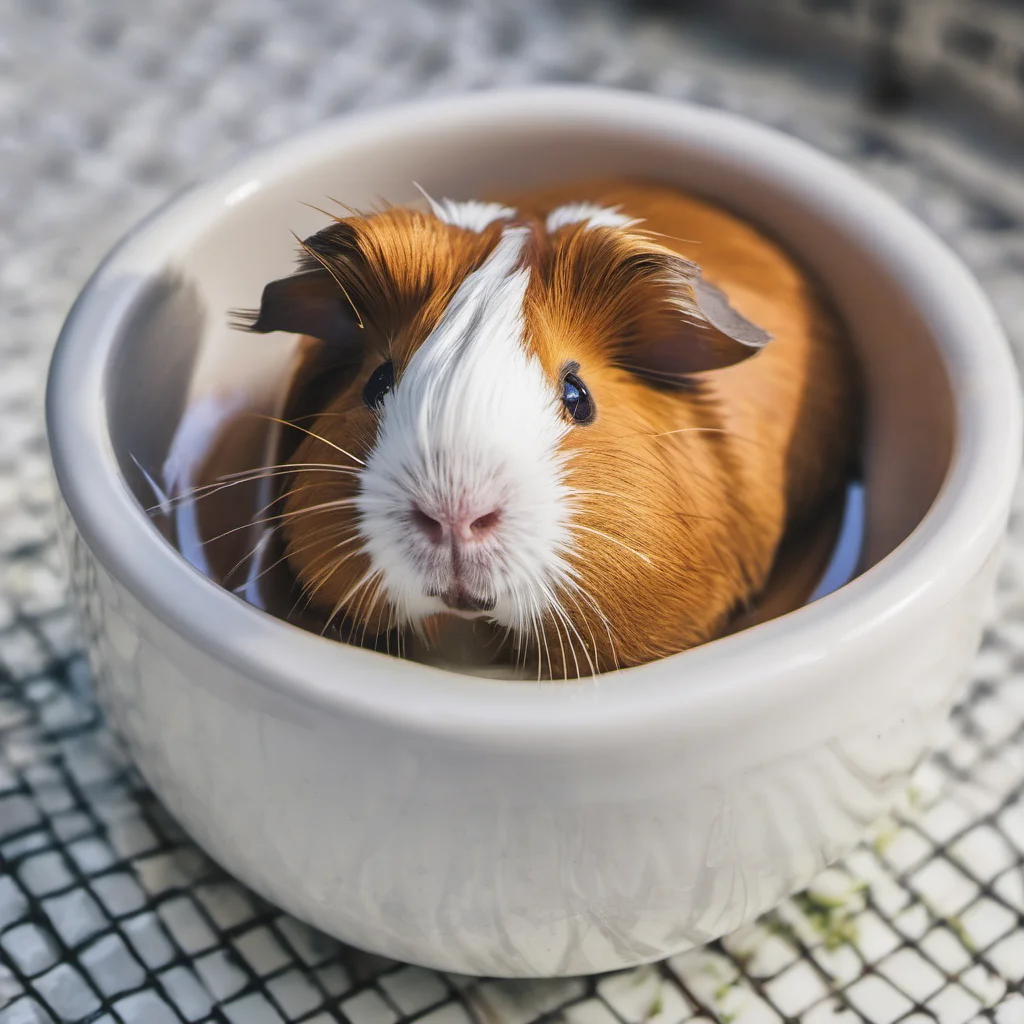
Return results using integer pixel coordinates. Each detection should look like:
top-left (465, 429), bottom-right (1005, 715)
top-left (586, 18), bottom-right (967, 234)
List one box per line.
top-left (240, 179), bottom-right (861, 678)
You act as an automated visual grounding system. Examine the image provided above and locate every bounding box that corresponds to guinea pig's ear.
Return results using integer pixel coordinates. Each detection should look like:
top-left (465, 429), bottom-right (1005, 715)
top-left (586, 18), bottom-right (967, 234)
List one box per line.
top-left (624, 254), bottom-right (771, 382)
top-left (235, 268), bottom-right (361, 350)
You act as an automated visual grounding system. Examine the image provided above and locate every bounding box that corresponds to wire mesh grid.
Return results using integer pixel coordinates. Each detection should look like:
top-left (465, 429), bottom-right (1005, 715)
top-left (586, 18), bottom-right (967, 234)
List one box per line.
top-left (3, 1), bottom-right (1024, 1021)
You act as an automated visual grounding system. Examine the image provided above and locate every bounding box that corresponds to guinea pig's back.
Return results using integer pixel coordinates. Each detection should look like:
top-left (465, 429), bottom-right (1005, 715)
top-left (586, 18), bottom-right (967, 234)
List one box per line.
top-left (503, 178), bottom-right (860, 536)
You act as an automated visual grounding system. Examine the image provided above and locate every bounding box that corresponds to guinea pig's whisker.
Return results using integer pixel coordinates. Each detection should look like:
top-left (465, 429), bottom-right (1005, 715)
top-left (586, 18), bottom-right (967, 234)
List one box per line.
top-left (645, 427), bottom-right (767, 455)
top-left (253, 477), bottom-right (361, 523)
top-left (300, 563), bottom-right (350, 624)
top-left (570, 525), bottom-right (654, 567)
top-left (554, 589), bottom-right (599, 679)
top-left (290, 232), bottom-right (365, 328)
top-left (545, 598), bottom-right (578, 680)
top-left (130, 454), bottom-right (171, 510)
top-left (559, 608), bottom-right (589, 681)
top-left (323, 568), bottom-right (380, 637)
top-left (292, 577), bottom-right (331, 620)
top-left (198, 498), bottom-right (360, 548)
top-left (273, 495), bottom-right (362, 521)
top-left (289, 538), bottom-right (359, 608)
top-left (638, 228), bottom-right (700, 246)
top-left (573, 585), bottom-right (617, 654)
top-left (221, 531), bottom-right (282, 589)
top-left (299, 200), bottom-right (343, 222)
top-left (253, 415), bottom-right (366, 466)
top-left (218, 480), bottom-right (327, 545)
top-left (326, 195), bottom-right (359, 217)
top-left (548, 606), bottom-right (573, 679)
top-left (357, 577), bottom-right (388, 644)
top-left (525, 567), bottom-right (595, 679)
top-left (563, 580), bottom-right (619, 673)
top-left (147, 476), bottom-right (268, 514)
top-left (569, 495), bottom-right (721, 530)
top-left (409, 616), bottom-right (431, 646)
top-left (516, 591), bottom-right (538, 662)
top-left (649, 426), bottom-right (730, 439)
top-left (568, 442), bottom-right (721, 493)
top-left (527, 601), bottom-right (547, 681)
top-left (547, 596), bottom-right (576, 681)
top-left (216, 461), bottom-right (361, 482)
top-left (150, 463), bottom-right (359, 515)
top-left (300, 550), bottom-right (352, 602)
top-left (296, 542), bottom-right (365, 610)
top-left (370, 587), bottom-right (394, 648)
top-left (278, 528), bottom-right (364, 582)
top-left (302, 535), bottom-right (372, 611)
top-left (225, 526), bottom-right (357, 591)
top-left (223, 520), bottom-right (346, 588)
top-left (504, 597), bottom-right (526, 672)
top-left (354, 581), bottom-right (380, 648)
top-left (530, 594), bottom-right (553, 682)
top-left (372, 590), bottom-right (395, 652)
top-left (495, 618), bottom-right (516, 665)
top-left (325, 577), bottom-right (366, 638)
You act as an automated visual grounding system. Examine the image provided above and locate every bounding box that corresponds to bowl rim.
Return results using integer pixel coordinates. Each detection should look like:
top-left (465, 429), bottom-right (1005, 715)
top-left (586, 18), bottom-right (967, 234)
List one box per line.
top-left (46, 85), bottom-right (1022, 745)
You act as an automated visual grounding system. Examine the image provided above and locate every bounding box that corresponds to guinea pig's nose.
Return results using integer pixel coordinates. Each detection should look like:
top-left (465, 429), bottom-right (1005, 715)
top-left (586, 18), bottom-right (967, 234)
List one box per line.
top-left (411, 505), bottom-right (502, 545)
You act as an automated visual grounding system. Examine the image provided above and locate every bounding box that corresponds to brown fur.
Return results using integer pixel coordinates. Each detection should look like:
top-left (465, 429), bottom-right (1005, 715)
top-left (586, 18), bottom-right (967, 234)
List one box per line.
top-left (271, 180), bottom-right (860, 675)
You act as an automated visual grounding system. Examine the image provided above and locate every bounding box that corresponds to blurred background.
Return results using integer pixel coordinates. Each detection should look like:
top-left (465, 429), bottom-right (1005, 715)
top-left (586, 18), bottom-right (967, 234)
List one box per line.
top-left (4, 2), bottom-right (1024, 1023)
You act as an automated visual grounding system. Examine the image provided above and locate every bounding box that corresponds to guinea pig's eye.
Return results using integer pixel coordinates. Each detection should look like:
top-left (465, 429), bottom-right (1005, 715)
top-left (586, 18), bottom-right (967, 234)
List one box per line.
top-left (561, 370), bottom-right (595, 425)
top-left (363, 361), bottom-right (395, 410)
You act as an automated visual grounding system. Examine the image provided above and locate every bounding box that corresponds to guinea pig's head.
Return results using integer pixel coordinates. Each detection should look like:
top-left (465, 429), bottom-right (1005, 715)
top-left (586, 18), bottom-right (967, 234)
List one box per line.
top-left (244, 194), bottom-right (770, 676)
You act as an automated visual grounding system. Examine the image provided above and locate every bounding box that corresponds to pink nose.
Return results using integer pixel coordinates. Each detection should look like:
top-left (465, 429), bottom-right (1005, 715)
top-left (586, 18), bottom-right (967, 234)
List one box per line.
top-left (412, 506), bottom-right (502, 545)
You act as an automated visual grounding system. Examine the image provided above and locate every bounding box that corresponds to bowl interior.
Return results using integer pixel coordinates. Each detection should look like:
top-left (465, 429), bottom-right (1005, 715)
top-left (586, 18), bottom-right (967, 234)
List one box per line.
top-left (107, 105), bottom-right (955, 636)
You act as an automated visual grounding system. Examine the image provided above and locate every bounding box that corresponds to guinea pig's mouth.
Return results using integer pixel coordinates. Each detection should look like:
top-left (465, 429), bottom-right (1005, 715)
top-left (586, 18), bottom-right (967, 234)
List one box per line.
top-left (424, 585), bottom-right (496, 616)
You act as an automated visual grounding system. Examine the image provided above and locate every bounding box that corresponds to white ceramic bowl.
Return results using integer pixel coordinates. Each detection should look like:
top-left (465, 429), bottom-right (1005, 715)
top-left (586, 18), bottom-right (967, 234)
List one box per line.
top-left (47, 87), bottom-right (1021, 978)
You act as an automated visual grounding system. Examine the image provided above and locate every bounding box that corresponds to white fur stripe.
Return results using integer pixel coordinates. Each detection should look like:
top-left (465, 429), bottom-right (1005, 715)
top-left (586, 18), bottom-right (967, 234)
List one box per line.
top-left (545, 202), bottom-right (640, 233)
top-left (356, 225), bottom-right (574, 632)
top-left (414, 183), bottom-right (516, 232)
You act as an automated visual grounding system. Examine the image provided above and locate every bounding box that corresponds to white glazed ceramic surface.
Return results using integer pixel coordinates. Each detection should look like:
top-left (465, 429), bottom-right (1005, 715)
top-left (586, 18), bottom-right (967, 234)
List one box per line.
top-left (46, 87), bottom-right (1022, 978)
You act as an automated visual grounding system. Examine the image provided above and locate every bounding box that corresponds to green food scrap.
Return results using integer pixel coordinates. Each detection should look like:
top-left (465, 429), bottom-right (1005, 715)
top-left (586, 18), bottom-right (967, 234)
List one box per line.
top-left (624, 965), bottom-right (663, 1021)
top-left (729, 946), bottom-right (754, 972)
top-left (761, 910), bottom-right (801, 948)
top-left (712, 986), bottom-right (740, 1024)
top-left (792, 890), bottom-right (861, 952)
top-left (713, 981), bottom-right (734, 1004)
top-left (689, 956), bottom-right (742, 1023)
top-left (645, 991), bottom-right (663, 1019)
top-left (872, 825), bottom-right (899, 855)
top-left (799, 890), bottom-right (847, 912)
top-left (709, 971), bottom-right (743, 1023)
top-left (945, 913), bottom-right (977, 953)
top-left (916, 894), bottom-right (979, 954)
top-left (824, 918), bottom-right (859, 952)
top-left (631, 965), bottom-right (655, 987)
